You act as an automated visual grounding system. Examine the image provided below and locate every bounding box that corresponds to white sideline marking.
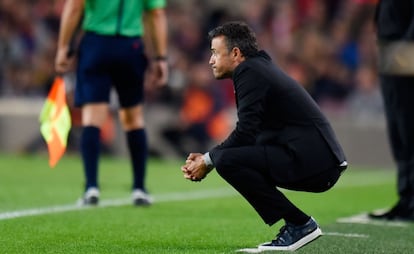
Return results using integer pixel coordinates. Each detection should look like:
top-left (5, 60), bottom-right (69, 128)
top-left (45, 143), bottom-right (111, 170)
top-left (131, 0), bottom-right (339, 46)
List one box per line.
top-left (236, 248), bottom-right (263, 253)
top-left (235, 232), bottom-right (368, 253)
top-left (323, 232), bottom-right (369, 238)
top-left (337, 212), bottom-right (408, 227)
top-left (0, 188), bottom-right (236, 221)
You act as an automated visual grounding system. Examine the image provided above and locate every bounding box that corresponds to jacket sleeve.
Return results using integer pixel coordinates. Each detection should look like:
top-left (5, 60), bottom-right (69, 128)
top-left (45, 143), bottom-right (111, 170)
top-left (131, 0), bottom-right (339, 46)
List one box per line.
top-left (210, 65), bottom-right (267, 152)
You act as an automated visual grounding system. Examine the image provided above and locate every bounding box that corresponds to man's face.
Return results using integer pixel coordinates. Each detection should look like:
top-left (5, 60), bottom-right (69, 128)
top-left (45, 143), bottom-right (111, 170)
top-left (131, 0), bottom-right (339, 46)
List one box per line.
top-left (209, 36), bottom-right (235, 79)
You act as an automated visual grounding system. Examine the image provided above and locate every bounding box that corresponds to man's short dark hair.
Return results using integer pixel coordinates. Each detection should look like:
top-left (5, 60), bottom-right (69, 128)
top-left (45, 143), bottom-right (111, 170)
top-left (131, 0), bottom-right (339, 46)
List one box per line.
top-left (208, 21), bottom-right (259, 58)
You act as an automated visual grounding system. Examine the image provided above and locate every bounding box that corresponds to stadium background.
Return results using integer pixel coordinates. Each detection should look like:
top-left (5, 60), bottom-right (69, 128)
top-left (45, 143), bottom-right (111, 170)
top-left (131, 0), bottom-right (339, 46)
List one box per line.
top-left (0, 0), bottom-right (389, 167)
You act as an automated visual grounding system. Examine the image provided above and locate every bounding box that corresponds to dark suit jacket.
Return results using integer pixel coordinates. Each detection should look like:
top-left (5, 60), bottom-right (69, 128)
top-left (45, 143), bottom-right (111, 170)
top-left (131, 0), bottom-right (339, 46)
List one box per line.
top-left (209, 51), bottom-right (346, 176)
top-left (375, 0), bottom-right (414, 41)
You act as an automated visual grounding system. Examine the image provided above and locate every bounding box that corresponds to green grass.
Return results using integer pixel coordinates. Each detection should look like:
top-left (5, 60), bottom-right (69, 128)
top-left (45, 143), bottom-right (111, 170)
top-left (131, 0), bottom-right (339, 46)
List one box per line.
top-left (0, 153), bottom-right (412, 254)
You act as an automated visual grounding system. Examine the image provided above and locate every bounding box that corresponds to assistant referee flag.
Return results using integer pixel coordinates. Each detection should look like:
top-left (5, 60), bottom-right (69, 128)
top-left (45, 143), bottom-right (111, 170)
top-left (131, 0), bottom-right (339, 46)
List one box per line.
top-left (39, 76), bottom-right (71, 168)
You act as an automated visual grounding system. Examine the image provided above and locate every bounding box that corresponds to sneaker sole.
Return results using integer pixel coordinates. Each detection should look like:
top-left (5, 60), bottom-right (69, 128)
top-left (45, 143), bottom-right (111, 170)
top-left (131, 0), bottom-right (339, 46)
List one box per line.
top-left (133, 198), bottom-right (152, 206)
top-left (87, 196), bottom-right (99, 205)
top-left (258, 227), bottom-right (322, 251)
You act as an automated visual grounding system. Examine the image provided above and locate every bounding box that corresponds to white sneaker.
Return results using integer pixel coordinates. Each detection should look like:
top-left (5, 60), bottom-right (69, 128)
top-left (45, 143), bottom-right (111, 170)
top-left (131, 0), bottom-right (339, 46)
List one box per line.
top-left (77, 187), bottom-right (100, 206)
top-left (132, 189), bottom-right (153, 206)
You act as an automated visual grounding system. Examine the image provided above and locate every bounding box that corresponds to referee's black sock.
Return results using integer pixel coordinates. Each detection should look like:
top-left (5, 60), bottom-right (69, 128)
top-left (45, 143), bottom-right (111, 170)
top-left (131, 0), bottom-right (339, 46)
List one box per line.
top-left (81, 126), bottom-right (101, 191)
top-left (126, 129), bottom-right (148, 192)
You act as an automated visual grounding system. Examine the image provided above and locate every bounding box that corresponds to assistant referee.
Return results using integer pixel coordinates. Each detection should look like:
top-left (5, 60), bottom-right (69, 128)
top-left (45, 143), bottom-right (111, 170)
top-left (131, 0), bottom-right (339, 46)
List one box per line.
top-left (55, 0), bottom-right (168, 206)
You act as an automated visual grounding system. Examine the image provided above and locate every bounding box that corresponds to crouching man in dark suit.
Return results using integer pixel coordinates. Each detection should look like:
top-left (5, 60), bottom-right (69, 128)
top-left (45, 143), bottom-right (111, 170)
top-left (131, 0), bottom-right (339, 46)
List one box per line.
top-left (181, 21), bottom-right (347, 251)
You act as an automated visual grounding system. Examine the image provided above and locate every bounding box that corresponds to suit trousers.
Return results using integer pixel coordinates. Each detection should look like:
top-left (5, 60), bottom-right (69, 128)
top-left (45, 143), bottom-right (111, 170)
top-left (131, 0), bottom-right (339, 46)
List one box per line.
top-left (213, 143), bottom-right (341, 226)
top-left (380, 75), bottom-right (414, 209)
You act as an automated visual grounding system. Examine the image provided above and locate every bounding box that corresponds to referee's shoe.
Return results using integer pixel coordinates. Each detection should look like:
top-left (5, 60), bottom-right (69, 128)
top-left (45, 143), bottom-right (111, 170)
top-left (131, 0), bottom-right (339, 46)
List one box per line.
top-left (77, 187), bottom-right (99, 206)
top-left (258, 217), bottom-right (322, 251)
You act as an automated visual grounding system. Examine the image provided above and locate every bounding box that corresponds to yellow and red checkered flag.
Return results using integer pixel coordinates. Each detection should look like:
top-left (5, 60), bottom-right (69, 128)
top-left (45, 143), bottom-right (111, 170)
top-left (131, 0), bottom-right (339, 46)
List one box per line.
top-left (39, 76), bottom-right (71, 168)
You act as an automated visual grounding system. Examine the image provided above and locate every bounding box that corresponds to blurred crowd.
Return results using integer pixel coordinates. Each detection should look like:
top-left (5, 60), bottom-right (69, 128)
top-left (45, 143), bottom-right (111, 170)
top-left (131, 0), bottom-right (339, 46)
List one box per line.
top-left (0, 0), bottom-right (383, 156)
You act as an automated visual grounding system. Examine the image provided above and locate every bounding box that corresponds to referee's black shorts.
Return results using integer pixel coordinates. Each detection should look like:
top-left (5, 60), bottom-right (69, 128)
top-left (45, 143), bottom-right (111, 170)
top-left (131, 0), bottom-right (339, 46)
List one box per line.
top-left (75, 32), bottom-right (148, 108)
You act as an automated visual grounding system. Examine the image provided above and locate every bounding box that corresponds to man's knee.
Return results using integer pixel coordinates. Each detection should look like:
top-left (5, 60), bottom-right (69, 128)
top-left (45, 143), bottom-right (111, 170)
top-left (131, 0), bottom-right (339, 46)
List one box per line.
top-left (213, 154), bottom-right (225, 176)
top-left (213, 151), bottom-right (238, 178)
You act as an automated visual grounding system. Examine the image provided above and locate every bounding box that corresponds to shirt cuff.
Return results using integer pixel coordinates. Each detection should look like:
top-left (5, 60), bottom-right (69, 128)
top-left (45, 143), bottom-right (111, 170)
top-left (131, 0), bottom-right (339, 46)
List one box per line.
top-left (203, 152), bottom-right (214, 168)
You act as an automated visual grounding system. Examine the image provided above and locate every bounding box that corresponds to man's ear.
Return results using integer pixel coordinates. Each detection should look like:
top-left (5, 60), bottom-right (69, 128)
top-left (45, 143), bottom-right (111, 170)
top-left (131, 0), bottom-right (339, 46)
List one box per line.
top-left (232, 47), bottom-right (243, 59)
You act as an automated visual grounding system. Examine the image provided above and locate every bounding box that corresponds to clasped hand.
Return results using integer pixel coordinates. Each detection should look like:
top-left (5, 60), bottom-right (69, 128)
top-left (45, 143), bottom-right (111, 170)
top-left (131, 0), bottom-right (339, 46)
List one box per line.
top-left (181, 153), bottom-right (211, 182)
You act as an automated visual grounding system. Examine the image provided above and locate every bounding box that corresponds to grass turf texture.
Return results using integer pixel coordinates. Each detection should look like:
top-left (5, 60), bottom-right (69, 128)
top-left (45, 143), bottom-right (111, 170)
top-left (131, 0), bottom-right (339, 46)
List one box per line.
top-left (0, 153), bottom-right (413, 254)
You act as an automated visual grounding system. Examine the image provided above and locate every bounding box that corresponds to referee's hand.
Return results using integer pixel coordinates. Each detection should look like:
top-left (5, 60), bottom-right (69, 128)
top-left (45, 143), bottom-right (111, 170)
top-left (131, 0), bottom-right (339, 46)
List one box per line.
top-left (55, 46), bottom-right (75, 74)
top-left (151, 59), bottom-right (168, 87)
